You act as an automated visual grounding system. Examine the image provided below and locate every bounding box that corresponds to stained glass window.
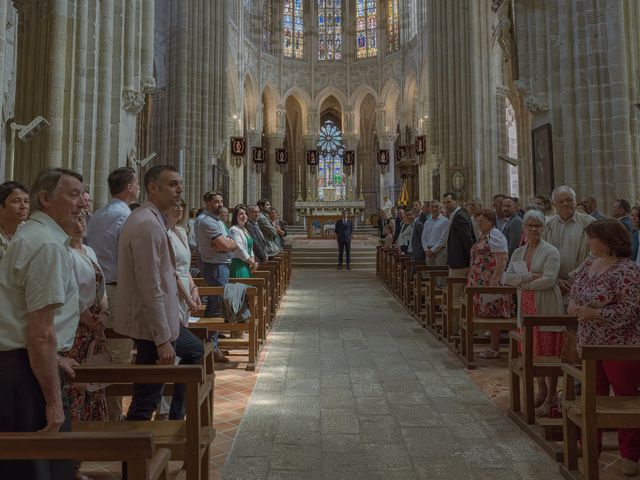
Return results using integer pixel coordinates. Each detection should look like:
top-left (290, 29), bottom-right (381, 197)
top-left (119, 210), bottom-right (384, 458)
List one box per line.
top-left (263, 0), bottom-right (272, 53)
top-left (317, 120), bottom-right (346, 200)
top-left (284, 0), bottom-right (304, 59)
top-left (318, 0), bottom-right (342, 61)
top-left (356, 0), bottom-right (377, 59)
top-left (387, 0), bottom-right (399, 52)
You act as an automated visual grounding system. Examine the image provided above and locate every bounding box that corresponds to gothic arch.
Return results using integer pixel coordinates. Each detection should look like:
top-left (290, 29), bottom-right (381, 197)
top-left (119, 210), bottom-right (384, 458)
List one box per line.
top-left (242, 72), bottom-right (260, 131)
top-left (350, 84), bottom-right (379, 136)
top-left (402, 75), bottom-right (417, 133)
top-left (227, 60), bottom-right (241, 120)
top-left (282, 86), bottom-right (311, 133)
top-left (314, 86), bottom-right (348, 119)
top-left (262, 84), bottom-right (280, 134)
top-left (380, 79), bottom-right (401, 132)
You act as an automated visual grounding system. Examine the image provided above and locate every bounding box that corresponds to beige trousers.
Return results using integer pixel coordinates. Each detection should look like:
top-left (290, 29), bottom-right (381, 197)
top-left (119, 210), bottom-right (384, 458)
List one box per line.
top-left (448, 267), bottom-right (469, 333)
top-left (105, 284), bottom-right (133, 421)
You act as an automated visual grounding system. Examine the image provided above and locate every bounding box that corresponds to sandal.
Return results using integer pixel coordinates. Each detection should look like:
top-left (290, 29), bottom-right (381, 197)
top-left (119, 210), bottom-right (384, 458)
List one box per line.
top-left (479, 347), bottom-right (500, 359)
top-left (535, 400), bottom-right (554, 417)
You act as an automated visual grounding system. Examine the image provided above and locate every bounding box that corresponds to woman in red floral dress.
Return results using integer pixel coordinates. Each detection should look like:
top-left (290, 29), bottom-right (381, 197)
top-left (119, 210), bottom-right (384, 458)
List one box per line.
top-left (467, 209), bottom-right (512, 359)
top-left (568, 219), bottom-right (640, 477)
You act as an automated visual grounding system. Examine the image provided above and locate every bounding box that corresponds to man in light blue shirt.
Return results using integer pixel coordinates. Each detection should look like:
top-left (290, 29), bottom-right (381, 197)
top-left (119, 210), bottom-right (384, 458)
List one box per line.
top-left (421, 200), bottom-right (450, 266)
top-left (86, 166), bottom-right (140, 420)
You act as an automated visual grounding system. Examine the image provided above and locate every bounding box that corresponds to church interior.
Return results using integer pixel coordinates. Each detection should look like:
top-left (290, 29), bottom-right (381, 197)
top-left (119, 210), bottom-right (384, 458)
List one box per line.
top-left (1, 1), bottom-right (640, 479)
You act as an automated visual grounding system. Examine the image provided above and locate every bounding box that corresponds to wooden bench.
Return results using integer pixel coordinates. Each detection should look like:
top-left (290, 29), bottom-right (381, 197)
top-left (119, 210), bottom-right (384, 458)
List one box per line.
top-left (560, 345), bottom-right (640, 480)
top-left (71, 365), bottom-right (213, 480)
top-left (0, 431), bottom-right (175, 480)
top-left (460, 286), bottom-right (517, 368)
top-left (427, 269), bottom-right (448, 333)
top-left (230, 277), bottom-right (268, 343)
top-left (508, 315), bottom-right (578, 460)
top-left (193, 285), bottom-right (259, 371)
top-left (442, 276), bottom-right (467, 345)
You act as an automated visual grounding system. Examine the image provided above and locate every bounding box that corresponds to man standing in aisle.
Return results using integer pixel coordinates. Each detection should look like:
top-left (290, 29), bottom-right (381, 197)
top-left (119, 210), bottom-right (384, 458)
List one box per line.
top-left (194, 191), bottom-right (237, 363)
top-left (335, 209), bottom-right (353, 270)
top-left (86, 166), bottom-right (140, 421)
top-left (114, 165), bottom-right (184, 420)
top-left (257, 198), bottom-right (280, 257)
top-left (0, 168), bottom-right (87, 479)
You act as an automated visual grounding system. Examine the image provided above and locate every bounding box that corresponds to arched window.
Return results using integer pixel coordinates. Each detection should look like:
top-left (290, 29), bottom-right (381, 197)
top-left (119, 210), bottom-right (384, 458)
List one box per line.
top-left (317, 120), bottom-right (346, 200)
top-left (263, 0), bottom-right (272, 53)
top-left (356, 0), bottom-right (377, 59)
top-left (318, 0), bottom-right (342, 61)
top-left (284, 0), bottom-right (304, 59)
top-left (387, 0), bottom-right (399, 52)
top-left (506, 98), bottom-right (519, 197)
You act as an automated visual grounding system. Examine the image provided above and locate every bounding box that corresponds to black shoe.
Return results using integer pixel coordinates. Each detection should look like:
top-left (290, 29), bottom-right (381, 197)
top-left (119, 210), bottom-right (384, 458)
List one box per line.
top-left (337, 265), bottom-right (342, 270)
top-left (346, 265), bottom-right (351, 270)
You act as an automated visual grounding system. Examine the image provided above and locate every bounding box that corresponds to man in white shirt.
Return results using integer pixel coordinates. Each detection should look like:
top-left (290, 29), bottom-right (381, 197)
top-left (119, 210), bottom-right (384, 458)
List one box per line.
top-left (86, 166), bottom-right (140, 420)
top-left (421, 200), bottom-right (450, 266)
top-left (0, 168), bottom-right (87, 479)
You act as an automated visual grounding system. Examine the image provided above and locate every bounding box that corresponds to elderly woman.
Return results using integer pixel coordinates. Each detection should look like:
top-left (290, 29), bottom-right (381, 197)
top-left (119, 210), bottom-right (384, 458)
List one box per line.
top-left (229, 204), bottom-right (258, 278)
top-left (568, 219), bottom-right (640, 477)
top-left (503, 209), bottom-right (564, 417)
top-left (467, 209), bottom-right (512, 359)
top-left (0, 181), bottom-right (30, 259)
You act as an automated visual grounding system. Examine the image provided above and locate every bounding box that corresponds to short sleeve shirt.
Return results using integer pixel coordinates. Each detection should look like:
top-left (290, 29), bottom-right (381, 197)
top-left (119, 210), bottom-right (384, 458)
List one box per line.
top-left (194, 210), bottom-right (232, 264)
top-left (488, 228), bottom-right (508, 253)
top-left (0, 211), bottom-right (80, 351)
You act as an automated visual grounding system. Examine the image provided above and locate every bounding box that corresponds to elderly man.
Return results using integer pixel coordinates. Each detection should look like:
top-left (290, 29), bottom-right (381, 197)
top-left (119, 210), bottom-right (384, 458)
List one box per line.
top-left (114, 165), bottom-right (185, 421)
top-left (579, 194), bottom-right (606, 220)
top-left (86, 166), bottom-right (140, 420)
top-left (421, 200), bottom-right (450, 266)
top-left (246, 204), bottom-right (268, 263)
top-left (0, 168), bottom-right (87, 479)
top-left (545, 185), bottom-right (595, 298)
top-left (396, 209), bottom-right (415, 254)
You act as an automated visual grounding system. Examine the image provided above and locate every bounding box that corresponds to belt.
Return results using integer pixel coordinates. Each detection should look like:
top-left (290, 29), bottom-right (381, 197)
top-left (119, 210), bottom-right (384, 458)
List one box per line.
top-left (106, 282), bottom-right (117, 286)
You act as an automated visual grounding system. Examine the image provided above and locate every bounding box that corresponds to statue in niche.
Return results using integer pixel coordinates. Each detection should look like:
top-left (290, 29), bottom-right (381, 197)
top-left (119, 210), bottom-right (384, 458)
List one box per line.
top-left (491, 0), bottom-right (514, 62)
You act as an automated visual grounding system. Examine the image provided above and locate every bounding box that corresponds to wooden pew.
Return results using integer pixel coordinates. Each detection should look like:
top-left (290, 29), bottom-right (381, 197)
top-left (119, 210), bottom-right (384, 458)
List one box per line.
top-left (442, 276), bottom-right (467, 344)
top-left (460, 286), bottom-right (518, 368)
top-left (426, 269), bottom-right (448, 333)
top-left (230, 277), bottom-right (268, 343)
top-left (253, 270), bottom-right (276, 327)
top-left (71, 365), bottom-right (213, 480)
top-left (560, 345), bottom-right (640, 480)
top-left (0, 431), bottom-right (174, 480)
top-left (402, 260), bottom-right (423, 307)
top-left (508, 315), bottom-right (578, 460)
top-left (193, 285), bottom-right (259, 371)
top-left (413, 266), bottom-right (447, 327)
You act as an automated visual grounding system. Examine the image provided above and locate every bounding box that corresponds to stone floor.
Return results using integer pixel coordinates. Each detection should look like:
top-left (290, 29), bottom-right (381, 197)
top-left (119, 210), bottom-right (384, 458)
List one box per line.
top-left (220, 269), bottom-right (565, 480)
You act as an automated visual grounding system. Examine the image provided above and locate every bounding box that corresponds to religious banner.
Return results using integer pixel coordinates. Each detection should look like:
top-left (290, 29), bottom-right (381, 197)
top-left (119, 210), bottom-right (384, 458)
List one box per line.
top-left (307, 149), bottom-right (319, 174)
top-left (377, 149), bottom-right (390, 174)
top-left (275, 148), bottom-right (288, 173)
top-left (343, 149), bottom-right (355, 176)
top-left (396, 145), bottom-right (407, 162)
top-left (230, 137), bottom-right (246, 168)
top-left (252, 146), bottom-right (266, 173)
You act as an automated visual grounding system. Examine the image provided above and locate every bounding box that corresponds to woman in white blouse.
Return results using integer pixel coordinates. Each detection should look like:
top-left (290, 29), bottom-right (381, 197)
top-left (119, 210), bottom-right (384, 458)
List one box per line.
top-left (228, 204), bottom-right (257, 278)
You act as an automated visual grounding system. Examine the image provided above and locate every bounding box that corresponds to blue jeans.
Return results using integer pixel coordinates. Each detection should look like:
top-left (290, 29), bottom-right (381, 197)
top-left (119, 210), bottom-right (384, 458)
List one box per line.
top-left (201, 263), bottom-right (229, 347)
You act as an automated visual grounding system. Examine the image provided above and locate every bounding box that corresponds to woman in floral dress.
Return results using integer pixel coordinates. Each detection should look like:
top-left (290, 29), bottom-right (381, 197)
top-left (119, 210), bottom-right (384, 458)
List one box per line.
top-left (568, 219), bottom-right (640, 477)
top-left (504, 209), bottom-right (564, 416)
top-left (467, 209), bottom-right (512, 359)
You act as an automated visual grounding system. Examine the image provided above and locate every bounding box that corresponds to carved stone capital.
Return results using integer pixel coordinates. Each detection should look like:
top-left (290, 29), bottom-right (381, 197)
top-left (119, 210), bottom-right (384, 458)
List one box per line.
top-left (524, 95), bottom-right (550, 113)
top-left (122, 89), bottom-right (145, 114)
top-left (141, 77), bottom-right (157, 94)
top-left (12, 0), bottom-right (35, 15)
top-left (302, 134), bottom-right (320, 150)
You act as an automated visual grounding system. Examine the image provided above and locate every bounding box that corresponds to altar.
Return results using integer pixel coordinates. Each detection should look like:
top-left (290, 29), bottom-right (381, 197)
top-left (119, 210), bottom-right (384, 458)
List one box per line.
top-left (294, 199), bottom-right (366, 239)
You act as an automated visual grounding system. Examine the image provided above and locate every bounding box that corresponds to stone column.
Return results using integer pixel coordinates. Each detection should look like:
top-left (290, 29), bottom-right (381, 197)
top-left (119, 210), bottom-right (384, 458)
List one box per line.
top-left (140, 0), bottom-right (155, 92)
top-left (302, 134), bottom-right (319, 201)
top-left (266, 132), bottom-right (285, 213)
top-left (378, 132), bottom-right (397, 206)
top-left (245, 129), bottom-right (262, 204)
top-left (343, 132), bottom-right (360, 201)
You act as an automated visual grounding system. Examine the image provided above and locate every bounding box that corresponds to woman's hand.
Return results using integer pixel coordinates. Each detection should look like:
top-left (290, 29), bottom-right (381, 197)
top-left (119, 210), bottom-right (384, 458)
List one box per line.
top-left (530, 273), bottom-right (542, 281)
top-left (80, 310), bottom-right (103, 332)
top-left (571, 305), bottom-right (600, 321)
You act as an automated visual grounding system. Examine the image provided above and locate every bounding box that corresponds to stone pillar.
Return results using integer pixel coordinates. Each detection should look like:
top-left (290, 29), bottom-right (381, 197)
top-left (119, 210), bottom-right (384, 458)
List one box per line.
top-left (303, 134), bottom-right (319, 201)
top-left (140, 0), bottom-right (155, 92)
top-left (343, 132), bottom-right (360, 201)
top-left (245, 129), bottom-right (262, 204)
top-left (378, 132), bottom-right (397, 206)
top-left (266, 132), bottom-right (285, 213)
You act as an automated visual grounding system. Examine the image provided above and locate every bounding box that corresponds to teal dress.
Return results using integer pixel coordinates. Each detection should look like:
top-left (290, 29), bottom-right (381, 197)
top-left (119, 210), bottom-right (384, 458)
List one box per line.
top-left (230, 233), bottom-right (253, 278)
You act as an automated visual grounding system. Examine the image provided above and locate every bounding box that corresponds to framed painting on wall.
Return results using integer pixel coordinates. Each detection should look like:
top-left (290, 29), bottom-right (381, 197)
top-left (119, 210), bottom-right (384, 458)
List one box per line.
top-left (532, 123), bottom-right (554, 195)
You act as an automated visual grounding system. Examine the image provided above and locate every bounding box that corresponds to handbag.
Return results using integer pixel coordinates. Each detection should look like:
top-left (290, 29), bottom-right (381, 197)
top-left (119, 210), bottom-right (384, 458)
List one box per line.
top-left (560, 330), bottom-right (581, 365)
top-left (83, 339), bottom-right (112, 392)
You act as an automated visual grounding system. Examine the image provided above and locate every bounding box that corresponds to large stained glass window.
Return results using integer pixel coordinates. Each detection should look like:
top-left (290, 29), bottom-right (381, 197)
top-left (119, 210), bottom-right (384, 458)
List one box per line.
top-left (263, 0), bottom-right (272, 53)
top-left (284, 0), bottom-right (304, 59)
top-left (317, 120), bottom-right (346, 200)
top-left (318, 0), bottom-right (342, 61)
top-left (387, 0), bottom-right (399, 52)
top-left (356, 0), bottom-right (377, 59)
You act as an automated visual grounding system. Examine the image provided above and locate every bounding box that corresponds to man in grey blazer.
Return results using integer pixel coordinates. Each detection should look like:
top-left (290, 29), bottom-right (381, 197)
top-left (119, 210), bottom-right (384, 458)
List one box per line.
top-left (114, 165), bottom-right (183, 420)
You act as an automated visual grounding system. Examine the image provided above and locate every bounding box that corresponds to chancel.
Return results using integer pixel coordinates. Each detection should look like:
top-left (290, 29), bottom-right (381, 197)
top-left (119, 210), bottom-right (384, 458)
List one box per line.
top-left (0, 1), bottom-right (639, 480)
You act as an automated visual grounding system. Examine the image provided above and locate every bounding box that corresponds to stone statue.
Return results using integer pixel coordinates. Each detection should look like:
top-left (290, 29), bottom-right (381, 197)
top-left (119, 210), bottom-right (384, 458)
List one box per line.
top-left (491, 0), bottom-right (514, 62)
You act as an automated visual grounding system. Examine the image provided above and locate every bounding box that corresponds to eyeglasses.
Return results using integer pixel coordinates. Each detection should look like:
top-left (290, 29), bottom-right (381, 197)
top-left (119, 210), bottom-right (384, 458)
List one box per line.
top-left (555, 198), bottom-right (576, 205)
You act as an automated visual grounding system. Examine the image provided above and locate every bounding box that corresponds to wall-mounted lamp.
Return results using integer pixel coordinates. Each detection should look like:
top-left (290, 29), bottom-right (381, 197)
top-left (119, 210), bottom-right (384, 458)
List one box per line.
top-left (9, 116), bottom-right (49, 179)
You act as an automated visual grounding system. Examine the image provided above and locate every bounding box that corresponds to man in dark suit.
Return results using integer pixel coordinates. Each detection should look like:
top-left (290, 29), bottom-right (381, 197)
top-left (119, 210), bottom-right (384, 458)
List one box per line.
top-left (392, 208), bottom-right (404, 243)
top-left (334, 209), bottom-right (353, 270)
top-left (443, 192), bottom-right (477, 332)
top-left (246, 205), bottom-right (268, 263)
top-left (501, 196), bottom-right (523, 258)
top-left (410, 210), bottom-right (426, 263)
